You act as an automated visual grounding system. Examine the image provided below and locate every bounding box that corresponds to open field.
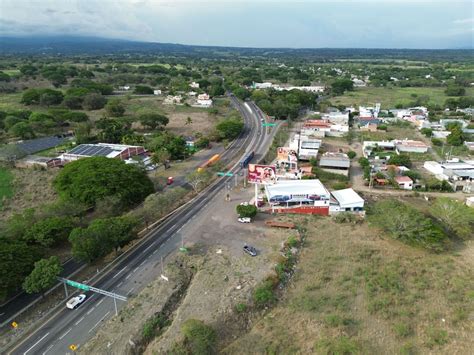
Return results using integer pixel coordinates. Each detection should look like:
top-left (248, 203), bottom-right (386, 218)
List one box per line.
top-left (332, 86), bottom-right (474, 108)
top-left (224, 214), bottom-right (474, 354)
top-left (0, 166), bottom-right (14, 207)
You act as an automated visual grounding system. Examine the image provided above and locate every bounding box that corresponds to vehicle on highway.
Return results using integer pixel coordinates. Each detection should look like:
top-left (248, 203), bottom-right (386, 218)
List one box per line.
top-left (66, 294), bottom-right (87, 309)
top-left (238, 217), bottom-right (251, 223)
top-left (243, 244), bottom-right (257, 256)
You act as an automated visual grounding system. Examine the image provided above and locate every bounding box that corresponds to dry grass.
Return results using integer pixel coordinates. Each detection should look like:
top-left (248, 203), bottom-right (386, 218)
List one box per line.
top-left (0, 167), bottom-right (58, 221)
top-left (223, 217), bottom-right (474, 354)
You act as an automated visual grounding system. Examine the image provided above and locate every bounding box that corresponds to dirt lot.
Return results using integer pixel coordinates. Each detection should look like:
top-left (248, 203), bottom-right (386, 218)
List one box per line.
top-left (223, 216), bottom-right (474, 354)
top-left (80, 184), bottom-right (293, 353)
top-left (0, 167), bottom-right (58, 222)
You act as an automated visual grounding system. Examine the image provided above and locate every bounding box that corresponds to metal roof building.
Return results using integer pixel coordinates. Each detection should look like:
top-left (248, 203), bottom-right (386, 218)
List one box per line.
top-left (60, 143), bottom-right (146, 163)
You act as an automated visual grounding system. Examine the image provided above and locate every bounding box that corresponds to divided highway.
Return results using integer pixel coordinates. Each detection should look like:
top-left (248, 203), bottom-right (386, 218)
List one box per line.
top-left (8, 96), bottom-right (277, 355)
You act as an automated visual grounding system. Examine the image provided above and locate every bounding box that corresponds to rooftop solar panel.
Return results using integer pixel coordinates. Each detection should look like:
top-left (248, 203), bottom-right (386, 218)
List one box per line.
top-left (68, 144), bottom-right (115, 157)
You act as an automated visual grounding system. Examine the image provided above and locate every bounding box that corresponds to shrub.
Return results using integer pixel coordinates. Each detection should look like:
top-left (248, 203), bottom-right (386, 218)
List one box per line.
top-left (394, 323), bottom-right (412, 338)
top-left (347, 150), bottom-right (356, 159)
top-left (253, 279), bottom-right (276, 307)
top-left (315, 336), bottom-right (361, 354)
top-left (215, 118), bottom-right (244, 140)
top-left (426, 327), bottom-right (449, 347)
top-left (236, 204), bottom-right (257, 218)
top-left (82, 93), bottom-right (106, 110)
top-left (181, 319), bottom-right (217, 355)
top-left (235, 303), bottom-right (247, 313)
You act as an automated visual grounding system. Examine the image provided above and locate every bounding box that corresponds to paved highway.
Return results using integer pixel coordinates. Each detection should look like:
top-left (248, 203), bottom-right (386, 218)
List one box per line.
top-left (9, 97), bottom-right (277, 355)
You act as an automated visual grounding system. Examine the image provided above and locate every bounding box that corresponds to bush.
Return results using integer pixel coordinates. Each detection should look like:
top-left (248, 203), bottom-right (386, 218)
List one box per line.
top-left (134, 85), bottom-right (154, 95)
top-left (253, 279), bottom-right (276, 307)
top-left (24, 216), bottom-right (76, 247)
top-left (82, 93), bottom-right (106, 110)
top-left (235, 303), bottom-right (247, 313)
top-left (236, 204), bottom-right (257, 218)
top-left (105, 99), bottom-right (125, 117)
top-left (347, 151), bottom-right (356, 159)
top-left (181, 319), bottom-right (217, 355)
top-left (315, 336), bottom-right (361, 354)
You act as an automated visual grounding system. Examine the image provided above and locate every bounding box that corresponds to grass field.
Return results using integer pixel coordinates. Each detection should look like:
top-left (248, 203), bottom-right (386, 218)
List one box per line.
top-left (331, 86), bottom-right (474, 108)
top-left (0, 167), bottom-right (14, 207)
top-left (0, 93), bottom-right (25, 111)
top-left (224, 213), bottom-right (474, 354)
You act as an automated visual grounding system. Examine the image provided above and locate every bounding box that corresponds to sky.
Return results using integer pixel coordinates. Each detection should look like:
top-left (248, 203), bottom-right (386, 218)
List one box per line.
top-left (0, 0), bottom-right (473, 49)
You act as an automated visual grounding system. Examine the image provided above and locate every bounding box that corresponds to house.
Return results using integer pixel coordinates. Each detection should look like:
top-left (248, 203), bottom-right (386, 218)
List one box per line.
top-left (424, 160), bottom-right (474, 191)
top-left (359, 104), bottom-right (381, 118)
top-left (153, 89), bottom-right (162, 95)
top-left (265, 179), bottom-right (331, 216)
top-left (363, 141), bottom-right (396, 158)
top-left (197, 93), bottom-right (210, 100)
top-left (358, 118), bottom-right (382, 127)
top-left (330, 188), bottom-right (365, 213)
top-left (298, 135), bottom-right (322, 161)
top-left (189, 82), bottom-right (200, 89)
top-left (163, 95), bottom-right (182, 105)
top-left (395, 176), bottom-right (413, 190)
top-left (352, 78), bottom-right (367, 87)
top-left (56, 143), bottom-right (147, 165)
top-left (394, 139), bottom-right (429, 154)
top-left (252, 82), bottom-right (273, 89)
top-left (319, 152), bottom-right (350, 172)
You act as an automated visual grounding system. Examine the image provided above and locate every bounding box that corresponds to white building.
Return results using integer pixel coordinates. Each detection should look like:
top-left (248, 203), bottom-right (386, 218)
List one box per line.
top-left (163, 95), bottom-right (182, 105)
top-left (394, 139), bottom-right (429, 154)
top-left (298, 135), bottom-right (322, 161)
top-left (190, 82), bottom-right (200, 89)
top-left (265, 179), bottom-right (331, 215)
top-left (153, 89), bottom-right (162, 96)
top-left (329, 188), bottom-right (365, 213)
top-left (394, 176), bottom-right (413, 190)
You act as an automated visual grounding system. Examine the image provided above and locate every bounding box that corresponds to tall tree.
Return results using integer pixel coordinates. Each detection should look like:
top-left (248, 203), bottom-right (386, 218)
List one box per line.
top-left (23, 257), bottom-right (63, 295)
top-left (430, 198), bottom-right (474, 240)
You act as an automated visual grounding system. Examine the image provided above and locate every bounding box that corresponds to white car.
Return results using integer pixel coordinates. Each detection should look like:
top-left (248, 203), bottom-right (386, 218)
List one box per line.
top-left (238, 217), bottom-right (251, 223)
top-left (66, 294), bottom-right (87, 310)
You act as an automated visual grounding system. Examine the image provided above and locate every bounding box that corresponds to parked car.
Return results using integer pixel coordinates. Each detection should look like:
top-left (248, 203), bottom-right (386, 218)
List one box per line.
top-left (240, 202), bottom-right (249, 206)
top-left (238, 217), bottom-right (251, 223)
top-left (243, 244), bottom-right (257, 256)
top-left (66, 294), bottom-right (87, 310)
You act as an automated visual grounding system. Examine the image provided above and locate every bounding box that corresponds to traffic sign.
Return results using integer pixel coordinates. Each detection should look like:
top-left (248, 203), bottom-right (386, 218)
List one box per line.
top-left (262, 123), bottom-right (276, 127)
top-left (11, 321), bottom-right (18, 329)
top-left (66, 280), bottom-right (90, 291)
top-left (69, 344), bottom-right (78, 351)
top-left (217, 171), bottom-right (233, 177)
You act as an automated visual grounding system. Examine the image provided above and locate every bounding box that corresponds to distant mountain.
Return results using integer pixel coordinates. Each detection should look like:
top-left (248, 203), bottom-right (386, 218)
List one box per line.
top-left (0, 35), bottom-right (472, 61)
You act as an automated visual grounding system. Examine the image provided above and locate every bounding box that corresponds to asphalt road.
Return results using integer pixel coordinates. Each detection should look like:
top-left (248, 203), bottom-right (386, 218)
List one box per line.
top-left (9, 97), bottom-right (277, 355)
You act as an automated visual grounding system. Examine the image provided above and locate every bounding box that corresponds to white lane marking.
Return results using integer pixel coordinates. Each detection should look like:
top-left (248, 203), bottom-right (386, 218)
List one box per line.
top-left (125, 274), bottom-right (131, 280)
top-left (24, 332), bottom-right (50, 354)
top-left (117, 281), bottom-right (123, 287)
top-left (74, 316), bottom-right (84, 325)
top-left (88, 311), bottom-right (110, 333)
top-left (59, 328), bottom-right (72, 340)
top-left (152, 249), bottom-right (158, 255)
top-left (112, 266), bottom-right (126, 278)
top-left (133, 267), bottom-right (139, 273)
top-left (97, 298), bottom-right (104, 306)
top-left (139, 260), bottom-right (146, 267)
top-left (87, 307), bottom-right (95, 315)
top-left (126, 287), bottom-right (134, 295)
top-left (42, 344), bottom-right (54, 355)
top-left (143, 244), bottom-right (153, 253)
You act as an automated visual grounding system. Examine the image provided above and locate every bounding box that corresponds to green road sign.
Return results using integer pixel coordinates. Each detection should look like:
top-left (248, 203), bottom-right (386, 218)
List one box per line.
top-left (217, 172), bottom-right (233, 177)
top-left (66, 280), bottom-right (90, 291)
top-left (262, 123), bottom-right (276, 127)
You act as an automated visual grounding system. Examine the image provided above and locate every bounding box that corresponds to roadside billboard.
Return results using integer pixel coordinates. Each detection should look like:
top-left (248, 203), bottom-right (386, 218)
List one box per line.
top-left (247, 164), bottom-right (276, 184)
top-left (276, 147), bottom-right (298, 163)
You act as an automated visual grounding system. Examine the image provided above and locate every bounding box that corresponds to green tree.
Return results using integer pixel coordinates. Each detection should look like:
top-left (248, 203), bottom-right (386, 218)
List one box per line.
top-left (430, 198), bottom-right (474, 240)
top-left (0, 237), bottom-right (42, 301)
top-left (105, 99), bottom-right (126, 117)
top-left (347, 151), bottom-right (356, 159)
top-left (21, 88), bottom-right (41, 105)
top-left (215, 118), bottom-right (244, 140)
top-left (446, 126), bottom-right (465, 146)
top-left (445, 84), bottom-right (465, 96)
top-left (139, 113), bottom-right (169, 130)
top-left (9, 121), bottom-right (35, 139)
top-left (39, 89), bottom-right (64, 106)
top-left (82, 93), bottom-right (107, 110)
top-left (236, 204), bottom-right (258, 218)
top-left (388, 154), bottom-right (412, 168)
top-left (331, 78), bottom-right (354, 95)
top-left (22, 256), bottom-right (62, 295)
top-left (96, 118), bottom-right (132, 143)
top-left (69, 216), bottom-right (138, 263)
top-left (180, 319), bottom-right (217, 355)
top-left (134, 85), bottom-right (154, 95)
top-left (368, 199), bottom-right (448, 252)
top-left (24, 216), bottom-right (76, 247)
top-left (53, 157), bottom-right (154, 207)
